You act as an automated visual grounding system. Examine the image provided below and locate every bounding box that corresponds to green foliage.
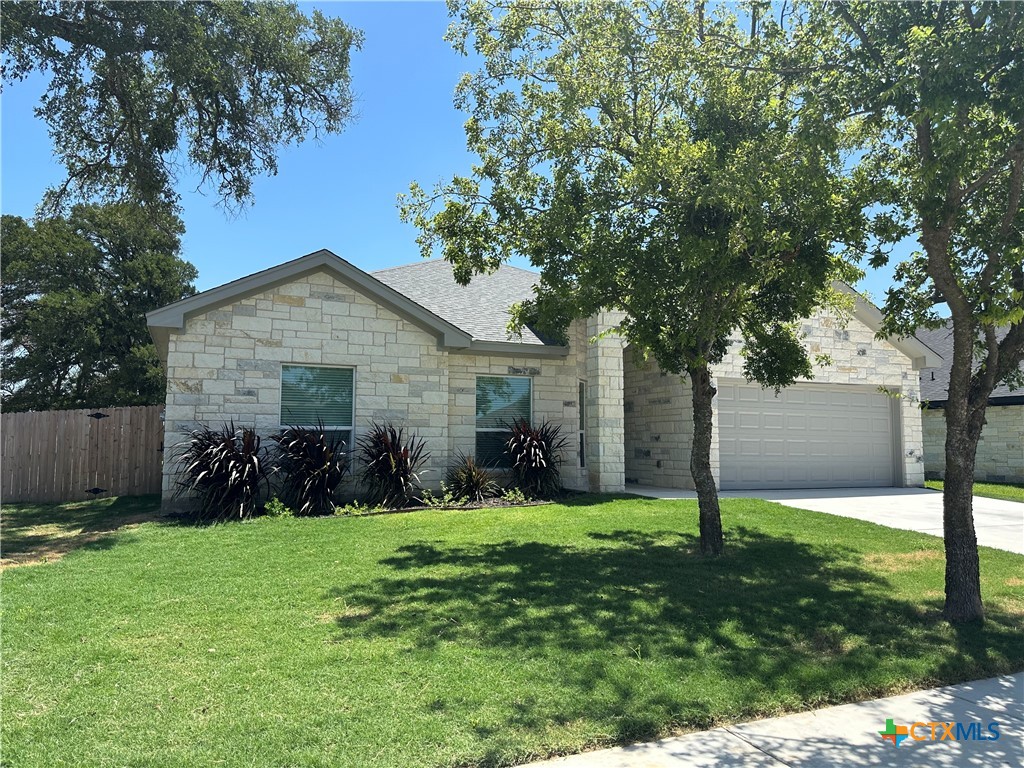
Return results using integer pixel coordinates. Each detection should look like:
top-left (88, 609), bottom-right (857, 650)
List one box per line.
top-left (444, 452), bottom-right (499, 503)
top-left (811, 2), bottom-right (1024, 365)
top-left (333, 500), bottom-right (383, 517)
top-left (420, 486), bottom-right (469, 509)
top-left (505, 419), bottom-right (568, 499)
top-left (263, 497), bottom-right (294, 519)
top-left (401, 2), bottom-right (862, 549)
top-left (1, 1), bottom-right (361, 212)
top-left (174, 423), bottom-right (271, 521)
top-left (806, 2), bottom-right (1024, 620)
top-left (356, 422), bottom-right (430, 509)
top-left (1, 203), bottom-right (196, 411)
top-left (499, 486), bottom-right (529, 505)
top-left (271, 422), bottom-right (350, 516)
top-left (402, 1), bottom-right (858, 386)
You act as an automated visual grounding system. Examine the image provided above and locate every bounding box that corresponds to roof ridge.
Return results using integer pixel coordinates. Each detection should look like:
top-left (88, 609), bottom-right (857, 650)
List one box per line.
top-left (372, 259), bottom-right (539, 278)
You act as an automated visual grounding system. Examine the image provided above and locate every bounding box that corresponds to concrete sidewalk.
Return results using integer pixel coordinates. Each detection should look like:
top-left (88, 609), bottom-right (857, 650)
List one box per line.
top-left (521, 674), bottom-right (1023, 767)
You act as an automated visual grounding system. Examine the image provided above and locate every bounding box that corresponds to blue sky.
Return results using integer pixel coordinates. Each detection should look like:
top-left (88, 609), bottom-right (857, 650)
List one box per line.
top-left (1, 1), bottom-right (902, 300)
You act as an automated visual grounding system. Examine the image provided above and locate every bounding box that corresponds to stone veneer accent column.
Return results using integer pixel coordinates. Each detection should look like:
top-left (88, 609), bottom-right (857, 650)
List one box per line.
top-left (586, 312), bottom-right (626, 492)
top-left (899, 376), bottom-right (926, 486)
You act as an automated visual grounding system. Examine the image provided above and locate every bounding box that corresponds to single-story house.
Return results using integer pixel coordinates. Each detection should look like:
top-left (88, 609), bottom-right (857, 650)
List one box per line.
top-left (917, 323), bottom-right (1024, 484)
top-left (148, 249), bottom-right (941, 504)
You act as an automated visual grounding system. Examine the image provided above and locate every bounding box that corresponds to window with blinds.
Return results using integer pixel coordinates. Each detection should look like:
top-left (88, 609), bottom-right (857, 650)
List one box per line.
top-left (281, 365), bottom-right (355, 447)
top-left (476, 375), bottom-right (532, 465)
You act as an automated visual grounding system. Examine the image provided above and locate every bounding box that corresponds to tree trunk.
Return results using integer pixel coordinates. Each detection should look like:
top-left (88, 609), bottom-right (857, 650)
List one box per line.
top-left (920, 222), bottom-right (988, 624)
top-left (941, 409), bottom-right (984, 623)
top-left (939, 318), bottom-right (987, 624)
top-left (688, 364), bottom-right (724, 555)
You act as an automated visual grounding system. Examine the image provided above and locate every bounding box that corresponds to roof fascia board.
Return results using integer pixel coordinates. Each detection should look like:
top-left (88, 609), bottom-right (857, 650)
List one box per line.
top-left (833, 282), bottom-right (943, 370)
top-left (147, 250), bottom-right (473, 349)
top-left (457, 340), bottom-right (571, 358)
top-left (925, 395), bottom-right (1024, 409)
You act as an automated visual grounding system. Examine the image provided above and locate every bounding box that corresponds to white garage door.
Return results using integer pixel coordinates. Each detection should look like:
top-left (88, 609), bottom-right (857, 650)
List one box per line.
top-left (718, 380), bottom-right (895, 490)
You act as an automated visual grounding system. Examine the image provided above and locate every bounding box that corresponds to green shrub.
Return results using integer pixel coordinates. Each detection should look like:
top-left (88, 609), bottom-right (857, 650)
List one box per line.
top-left (264, 497), bottom-right (294, 518)
top-left (444, 452), bottom-right (498, 502)
top-left (421, 486), bottom-right (469, 509)
top-left (174, 422), bottom-right (271, 521)
top-left (500, 486), bottom-right (529, 505)
top-left (356, 422), bottom-right (430, 508)
top-left (334, 500), bottom-right (381, 516)
top-left (504, 419), bottom-right (568, 498)
top-left (271, 422), bottom-right (350, 516)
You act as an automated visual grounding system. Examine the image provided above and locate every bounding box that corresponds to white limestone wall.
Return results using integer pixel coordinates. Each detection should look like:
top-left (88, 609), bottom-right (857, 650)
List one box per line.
top-left (623, 350), bottom-right (695, 489)
top-left (622, 307), bottom-right (926, 489)
top-left (923, 405), bottom-right (1024, 483)
top-left (446, 319), bottom-right (589, 492)
top-left (160, 272), bottom-right (449, 499)
top-left (586, 312), bottom-right (626, 492)
top-left (160, 272), bottom-right (617, 502)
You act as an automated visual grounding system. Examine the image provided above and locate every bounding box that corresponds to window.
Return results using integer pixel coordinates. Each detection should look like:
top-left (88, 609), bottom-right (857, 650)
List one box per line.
top-left (476, 375), bottom-right (531, 465)
top-left (578, 380), bottom-right (586, 468)
top-left (281, 365), bottom-right (355, 447)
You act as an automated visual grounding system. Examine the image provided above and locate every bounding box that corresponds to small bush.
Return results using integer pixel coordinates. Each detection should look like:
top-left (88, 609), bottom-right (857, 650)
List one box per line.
top-left (271, 422), bottom-right (350, 516)
top-left (500, 486), bottom-right (529, 505)
top-left (264, 497), bottom-right (294, 518)
top-left (421, 485), bottom-right (469, 509)
top-left (445, 452), bottom-right (498, 502)
top-left (174, 422), bottom-right (271, 521)
top-left (505, 419), bottom-right (568, 498)
top-left (334, 500), bottom-right (382, 516)
top-left (357, 422), bottom-right (430, 508)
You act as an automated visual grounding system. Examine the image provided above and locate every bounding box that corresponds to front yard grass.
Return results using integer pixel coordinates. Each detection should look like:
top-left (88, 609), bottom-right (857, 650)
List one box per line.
top-left (926, 479), bottom-right (1024, 503)
top-left (2, 494), bottom-right (1022, 767)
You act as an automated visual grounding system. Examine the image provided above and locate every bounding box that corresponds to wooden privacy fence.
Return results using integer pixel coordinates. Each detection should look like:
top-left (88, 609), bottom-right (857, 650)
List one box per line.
top-left (1, 405), bottom-right (165, 504)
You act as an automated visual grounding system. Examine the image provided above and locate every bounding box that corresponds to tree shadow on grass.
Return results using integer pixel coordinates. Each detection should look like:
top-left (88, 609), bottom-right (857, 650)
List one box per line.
top-left (1, 494), bottom-right (168, 566)
top-left (324, 525), bottom-right (1023, 748)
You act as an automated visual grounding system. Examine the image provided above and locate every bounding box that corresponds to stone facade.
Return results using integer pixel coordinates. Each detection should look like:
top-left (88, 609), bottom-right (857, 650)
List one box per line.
top-left (160, 271), bottom-right (618, 500)
top-left (623, 307), bottom-right (926, 489)
top-left (159, 265), bottom-right (930, 502)
top-left (623, 351), bottom-right (695, 488)
top-left (923, 405), bottom-right (1024, 483)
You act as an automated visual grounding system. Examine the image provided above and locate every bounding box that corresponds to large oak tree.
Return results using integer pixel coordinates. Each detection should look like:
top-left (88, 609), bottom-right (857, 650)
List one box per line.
top-left (1, 204), bottom-right (197, 411)
top-left (402, 0), bottom-right (858, 554)
top-left (2, 1), bottom-right (361, 212)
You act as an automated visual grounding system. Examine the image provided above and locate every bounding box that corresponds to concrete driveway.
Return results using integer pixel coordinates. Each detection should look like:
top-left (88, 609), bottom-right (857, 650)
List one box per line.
top-left (630, 486), bottom-right (1024, 554)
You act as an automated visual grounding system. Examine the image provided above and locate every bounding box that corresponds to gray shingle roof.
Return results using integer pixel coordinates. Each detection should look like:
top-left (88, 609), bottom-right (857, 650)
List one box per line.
top-left (373, 260), bottom-right (552, 345)
top-left (917, 322), bottom-right (1021, 404)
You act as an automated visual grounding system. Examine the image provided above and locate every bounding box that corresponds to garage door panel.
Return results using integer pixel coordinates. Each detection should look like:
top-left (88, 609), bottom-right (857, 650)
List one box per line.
top-left (809, 389), bottom-right (830, 406)
top-left (720, 381), bottom-right (894, 490)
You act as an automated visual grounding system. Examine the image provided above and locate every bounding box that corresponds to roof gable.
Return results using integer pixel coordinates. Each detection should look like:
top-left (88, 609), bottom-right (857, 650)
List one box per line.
top-left (834, 283), bottom-right (942, 370)
top-left (147, 250), bottom-right (473, 358)
top-left (916, 322), bottom-right (1021, 404)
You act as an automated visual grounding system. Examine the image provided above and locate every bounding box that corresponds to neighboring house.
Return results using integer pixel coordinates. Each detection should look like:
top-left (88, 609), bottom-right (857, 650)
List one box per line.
top-left (917, 323), bottom-right (1024, 483)
top-left (147, 249), bottom-right (940, 504)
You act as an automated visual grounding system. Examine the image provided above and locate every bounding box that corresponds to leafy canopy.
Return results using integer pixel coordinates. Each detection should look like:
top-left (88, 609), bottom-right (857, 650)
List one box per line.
top-left (819, 2), bottom-right (1023, 382)
top-left (1, 204), bottom-right (197, 411)
top-left (2, 1), bottom-right (362, 212)
top-left (402, 0), bottom-right (859, 384)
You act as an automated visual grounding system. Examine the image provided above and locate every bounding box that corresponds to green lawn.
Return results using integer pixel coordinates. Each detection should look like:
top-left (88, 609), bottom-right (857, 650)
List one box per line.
top-left (926, 479), bottom-right (1024, 503)
top-left (2, 495), bottom-right (1022, 768)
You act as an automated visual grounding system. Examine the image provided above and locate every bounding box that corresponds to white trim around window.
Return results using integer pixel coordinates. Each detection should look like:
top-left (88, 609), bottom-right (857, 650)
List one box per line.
top-left (475, 374), bottom-right (533, 466)
top-left (280, 363), bottom-right (356, 448)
